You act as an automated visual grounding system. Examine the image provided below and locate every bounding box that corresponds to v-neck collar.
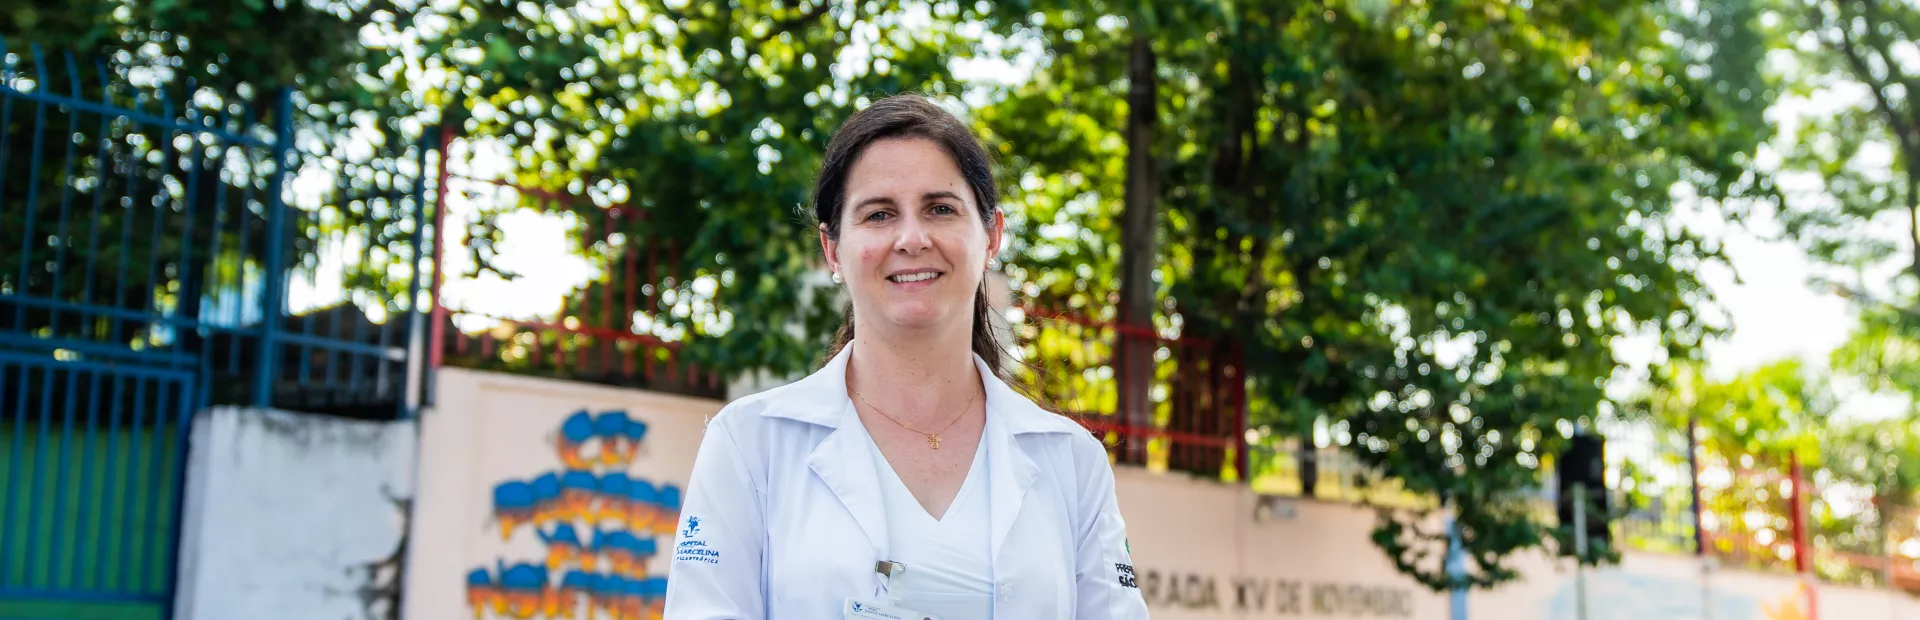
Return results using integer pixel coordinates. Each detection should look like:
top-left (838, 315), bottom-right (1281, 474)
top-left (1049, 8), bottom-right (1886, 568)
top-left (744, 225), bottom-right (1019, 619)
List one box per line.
top-left (794, 342), bottom-right (1078, 566)
top-left (869, 427), bottom-right (989, 525)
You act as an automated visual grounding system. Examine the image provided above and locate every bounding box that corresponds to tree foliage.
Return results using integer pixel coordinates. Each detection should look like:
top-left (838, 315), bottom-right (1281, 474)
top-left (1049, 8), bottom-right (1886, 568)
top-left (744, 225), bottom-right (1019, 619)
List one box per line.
top-left (4, 0), bottom-right (1803, 591)
top-left (393, 0), bottom-right (983, 376)
top-left (974, 0), bottom-right (1774, 589)
top-left (1643, 355), bottom-right (1920, 584)
top-left (1774, 0), bottom-right (1920, 291)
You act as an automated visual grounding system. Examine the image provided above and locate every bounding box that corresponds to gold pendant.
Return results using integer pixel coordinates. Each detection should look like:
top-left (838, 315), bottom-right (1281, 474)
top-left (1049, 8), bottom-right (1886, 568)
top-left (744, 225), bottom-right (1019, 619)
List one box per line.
top-left (926, 435), bottom-right (942, 449)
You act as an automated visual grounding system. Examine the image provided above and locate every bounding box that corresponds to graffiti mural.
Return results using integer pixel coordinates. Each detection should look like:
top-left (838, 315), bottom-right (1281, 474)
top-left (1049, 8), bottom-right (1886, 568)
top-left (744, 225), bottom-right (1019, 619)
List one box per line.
top-left (464, 409), bottom-right (682, 620)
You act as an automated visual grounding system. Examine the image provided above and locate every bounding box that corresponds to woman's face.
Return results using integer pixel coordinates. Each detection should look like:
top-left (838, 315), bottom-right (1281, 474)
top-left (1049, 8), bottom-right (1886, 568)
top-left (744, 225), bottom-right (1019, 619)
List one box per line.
top-left (821, 137), bottom-right (1003, 336)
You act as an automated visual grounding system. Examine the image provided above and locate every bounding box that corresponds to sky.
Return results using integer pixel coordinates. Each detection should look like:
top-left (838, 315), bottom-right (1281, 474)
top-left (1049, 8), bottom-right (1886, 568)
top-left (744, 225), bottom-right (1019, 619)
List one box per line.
top-left (1672, 59), bottom-right (1912, 421)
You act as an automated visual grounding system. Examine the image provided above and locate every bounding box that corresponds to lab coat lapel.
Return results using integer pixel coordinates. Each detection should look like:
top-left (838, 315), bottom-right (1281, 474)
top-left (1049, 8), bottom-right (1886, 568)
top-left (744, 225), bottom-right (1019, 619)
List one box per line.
top-left (805, 403), bottom-right (889, 563)
top-left (985, 388), bottom-right (1041, 564)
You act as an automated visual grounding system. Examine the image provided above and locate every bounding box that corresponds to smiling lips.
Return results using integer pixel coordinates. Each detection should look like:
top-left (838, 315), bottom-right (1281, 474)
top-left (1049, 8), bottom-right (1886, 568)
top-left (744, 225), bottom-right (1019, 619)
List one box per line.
top-left (887, 270), bottom-right (944, 285)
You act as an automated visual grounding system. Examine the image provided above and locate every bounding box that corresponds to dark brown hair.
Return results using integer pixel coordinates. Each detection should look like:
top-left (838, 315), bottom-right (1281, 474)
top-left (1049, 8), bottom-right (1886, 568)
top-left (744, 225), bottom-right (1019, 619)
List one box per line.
top-left (811, 94), bottom-right (1008, 378)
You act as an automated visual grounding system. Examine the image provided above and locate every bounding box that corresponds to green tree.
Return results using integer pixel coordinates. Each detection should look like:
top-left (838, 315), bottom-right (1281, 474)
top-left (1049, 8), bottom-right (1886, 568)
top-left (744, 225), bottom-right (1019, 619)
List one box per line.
top-left (1775, 0), bottom-right (1920, 294)
top-left (976, 0), bottom-right (1776, 589)
top-left (399, 0), bottom-right (977, 379)
top-left (1640, 356), bottom-right (1920, 585)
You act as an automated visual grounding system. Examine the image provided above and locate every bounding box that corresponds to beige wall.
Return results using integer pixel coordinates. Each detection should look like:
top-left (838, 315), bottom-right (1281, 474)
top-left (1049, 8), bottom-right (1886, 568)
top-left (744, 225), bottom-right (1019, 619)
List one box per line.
top-left (398, 370), bottom-right (1918, 620)
top-left (1114, 467), bottom-right (1450, 619)
top-left (1118, 467), bottom-right (1920, 620)
top-left (402, 368), bottom-right (721, 620)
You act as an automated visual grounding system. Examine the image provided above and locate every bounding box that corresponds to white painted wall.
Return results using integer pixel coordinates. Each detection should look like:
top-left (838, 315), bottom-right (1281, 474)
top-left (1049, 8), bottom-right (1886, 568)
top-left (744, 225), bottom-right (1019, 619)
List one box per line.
top-left (172, 406), bottom-right (415, 620)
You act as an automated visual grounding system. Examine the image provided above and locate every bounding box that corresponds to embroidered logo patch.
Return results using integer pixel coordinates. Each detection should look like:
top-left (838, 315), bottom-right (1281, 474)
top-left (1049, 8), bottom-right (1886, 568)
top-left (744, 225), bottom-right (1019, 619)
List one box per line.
top-left (674, 515), bottom-right (720, 565)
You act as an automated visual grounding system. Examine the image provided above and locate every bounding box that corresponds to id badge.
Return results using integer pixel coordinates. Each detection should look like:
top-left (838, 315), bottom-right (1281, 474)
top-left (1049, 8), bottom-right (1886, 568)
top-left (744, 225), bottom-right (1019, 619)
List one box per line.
top-left (842, 596), bottom-right (939, 620)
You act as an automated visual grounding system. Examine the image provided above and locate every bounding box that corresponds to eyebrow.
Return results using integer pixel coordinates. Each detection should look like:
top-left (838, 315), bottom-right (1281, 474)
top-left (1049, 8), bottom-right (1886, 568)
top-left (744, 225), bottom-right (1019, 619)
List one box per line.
top-left (851, 191), bottom-right (969, 212)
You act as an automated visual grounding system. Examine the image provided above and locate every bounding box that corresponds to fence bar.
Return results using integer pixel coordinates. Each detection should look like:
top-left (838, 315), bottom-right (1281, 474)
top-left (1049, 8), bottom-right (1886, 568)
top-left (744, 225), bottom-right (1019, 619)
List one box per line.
top-left (143, 93), bottom-right (171, 343)
top-left (15, 46), bottom-right (51, 330)
top-left (175, 80), bottom-right (206, 347)
top-left (348, 182), bottom-right (374, 394)
top-left (73, 362), bottom-right (104, 589)
top-left (112, 92), bottom-right (142, 344)
top-left (120, 374), bottom-right (146, 592)
top-left (81, 59), bottom-right (111, 341)
top-left (253, 89), bottom-right (294, 407)
top-left (23, 361), bottom-right (53, 588)
top-left (47, 363), bottom-right (80, 585)
top-left (0, 80), bottom-right (271, 149)
top-left (229, 103), bottom-right (257, 372)
top-left (159, 375), bottom-right (194, 607)
top-left (0, 362), bottom-right (19, 585)
top-left (47, 53), bottom-right (82, 337)
top-left (0, 46), bottom-right (15, 311)
top-left (97, 372), bottom-right (125, 590)
top-left (203, 117), bottom-right (232, 334)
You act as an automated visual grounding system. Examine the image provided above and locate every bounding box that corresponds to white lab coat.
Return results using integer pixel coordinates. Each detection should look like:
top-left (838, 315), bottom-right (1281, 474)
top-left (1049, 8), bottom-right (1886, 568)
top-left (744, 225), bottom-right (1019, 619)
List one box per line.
top-left (663, 344), bottom-right (1151, 619)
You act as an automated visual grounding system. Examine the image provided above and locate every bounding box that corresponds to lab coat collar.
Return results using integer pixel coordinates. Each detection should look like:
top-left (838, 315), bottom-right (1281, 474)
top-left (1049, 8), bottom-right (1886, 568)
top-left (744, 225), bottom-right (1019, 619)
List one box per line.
top-left (764, 342), bottom-right (1085, 437)
top-left (785, 341), bottom-right (1083, 572)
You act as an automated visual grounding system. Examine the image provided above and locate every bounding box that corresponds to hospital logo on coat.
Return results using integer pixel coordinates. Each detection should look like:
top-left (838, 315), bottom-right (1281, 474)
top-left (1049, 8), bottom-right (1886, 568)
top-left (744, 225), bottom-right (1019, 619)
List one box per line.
top-left (681, 516), bottom-right (701, 539)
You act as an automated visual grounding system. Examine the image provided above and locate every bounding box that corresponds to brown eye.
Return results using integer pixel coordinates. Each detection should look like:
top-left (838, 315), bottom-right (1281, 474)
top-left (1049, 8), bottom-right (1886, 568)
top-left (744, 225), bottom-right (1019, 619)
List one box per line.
top-left (931, 204), bottom-right (958, 216)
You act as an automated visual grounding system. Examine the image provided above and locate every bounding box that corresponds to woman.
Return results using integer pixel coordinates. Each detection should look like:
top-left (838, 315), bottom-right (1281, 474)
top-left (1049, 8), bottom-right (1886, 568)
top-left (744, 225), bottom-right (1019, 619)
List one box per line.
top-left (663, 94), bottom-right (1150, 619)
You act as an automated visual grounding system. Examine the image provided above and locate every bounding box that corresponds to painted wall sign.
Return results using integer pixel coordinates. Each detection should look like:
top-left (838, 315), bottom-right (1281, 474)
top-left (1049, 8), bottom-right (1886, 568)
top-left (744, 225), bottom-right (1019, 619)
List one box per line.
top-left (403, 369), bottom-right (718, 620)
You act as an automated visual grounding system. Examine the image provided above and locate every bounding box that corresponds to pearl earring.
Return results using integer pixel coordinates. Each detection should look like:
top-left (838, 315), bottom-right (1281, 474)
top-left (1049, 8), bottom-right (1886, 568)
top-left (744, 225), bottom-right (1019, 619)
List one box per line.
top-left (831, 272), bottom-right (843, 284)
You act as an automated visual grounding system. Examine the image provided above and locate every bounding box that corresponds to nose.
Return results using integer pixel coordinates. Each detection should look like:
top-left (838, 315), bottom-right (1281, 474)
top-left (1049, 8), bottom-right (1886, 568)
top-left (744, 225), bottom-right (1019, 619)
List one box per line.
top-left (893, 217), bottom-right (932, 255)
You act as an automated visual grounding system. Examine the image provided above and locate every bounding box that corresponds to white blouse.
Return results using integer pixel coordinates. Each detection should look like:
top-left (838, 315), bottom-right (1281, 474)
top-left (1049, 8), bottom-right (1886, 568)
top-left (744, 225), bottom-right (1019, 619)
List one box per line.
top-left (869, 431), bottom-right (995, 619)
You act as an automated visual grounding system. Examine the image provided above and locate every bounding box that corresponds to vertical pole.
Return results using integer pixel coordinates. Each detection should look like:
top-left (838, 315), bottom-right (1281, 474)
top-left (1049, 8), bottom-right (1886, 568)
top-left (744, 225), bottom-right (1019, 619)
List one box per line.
top-left (1574, 482), bottom-right (1590, 620)
top-left (1689, 416), bottom-right (1706, 554)
top-left (252, 89), bottom-right (294, 407)
top-left (1790, 452), bottom-right (1811, 573)
top-left (402, 133), bottom-right (430, 417)
top-left (1883, 465), bottom-right (1897, 620)
top-left (1447, 510), bottom-right (1469, 620)
top-left (1789, 452), bottom-right (1818, 620)
top-left (1233, 345), bottom-right (1249, 483)
top-left (426, 123), bottom-right (453, 404)
top-left (1690, 416), bottom-right (1713, 620)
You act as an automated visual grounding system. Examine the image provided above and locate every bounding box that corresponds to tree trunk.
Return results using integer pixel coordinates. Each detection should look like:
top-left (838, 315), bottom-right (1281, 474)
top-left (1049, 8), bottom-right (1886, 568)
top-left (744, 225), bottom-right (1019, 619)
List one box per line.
top-left (1116, 32), bottom-right (1159, 465)
top-left (1908, 170), bottom-right (1919, 283)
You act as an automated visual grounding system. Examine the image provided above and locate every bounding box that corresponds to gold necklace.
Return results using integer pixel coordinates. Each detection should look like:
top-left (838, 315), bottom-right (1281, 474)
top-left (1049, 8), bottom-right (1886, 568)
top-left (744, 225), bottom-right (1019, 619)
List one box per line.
top-left (850, 387), bottom-right (979, 449)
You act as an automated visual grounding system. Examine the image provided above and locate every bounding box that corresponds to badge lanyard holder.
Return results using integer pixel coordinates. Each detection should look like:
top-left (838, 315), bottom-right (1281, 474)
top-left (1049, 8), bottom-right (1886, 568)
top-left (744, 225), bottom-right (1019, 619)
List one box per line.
top-left (848, 561), bottom-right (937, 620)
top-left (874, 560), bottom-right (907, 600)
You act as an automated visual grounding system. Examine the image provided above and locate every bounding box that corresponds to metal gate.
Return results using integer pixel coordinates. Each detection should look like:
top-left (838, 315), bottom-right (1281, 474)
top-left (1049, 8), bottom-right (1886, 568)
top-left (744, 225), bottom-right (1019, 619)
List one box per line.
top-left (0, 38), bottom-right (434, 619)
top-left (0, 354), bottom-right (194, 620)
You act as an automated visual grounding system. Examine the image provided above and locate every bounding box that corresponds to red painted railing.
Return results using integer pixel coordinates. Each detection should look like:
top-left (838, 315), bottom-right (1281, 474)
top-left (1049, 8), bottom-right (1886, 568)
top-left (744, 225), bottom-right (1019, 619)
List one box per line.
top-left (426, 132), bottom-right (722, 399)
top-left (1010, 303), bottom-right (1248, 480)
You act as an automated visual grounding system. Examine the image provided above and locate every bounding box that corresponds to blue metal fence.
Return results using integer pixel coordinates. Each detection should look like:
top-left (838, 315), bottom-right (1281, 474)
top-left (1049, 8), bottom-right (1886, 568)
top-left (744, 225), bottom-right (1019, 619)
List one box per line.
top-left (0, 39), bottom-right (436, 619)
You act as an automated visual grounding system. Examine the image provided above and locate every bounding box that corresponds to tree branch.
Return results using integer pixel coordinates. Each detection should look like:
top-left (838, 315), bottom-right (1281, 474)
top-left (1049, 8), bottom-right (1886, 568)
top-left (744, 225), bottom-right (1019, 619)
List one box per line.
top-left (756, 1), bottom-right (837, 44)
top-left (1826, 3), bottom-right (1920, 158)
top-left (1855, 0), bottom-right (1920, 149)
